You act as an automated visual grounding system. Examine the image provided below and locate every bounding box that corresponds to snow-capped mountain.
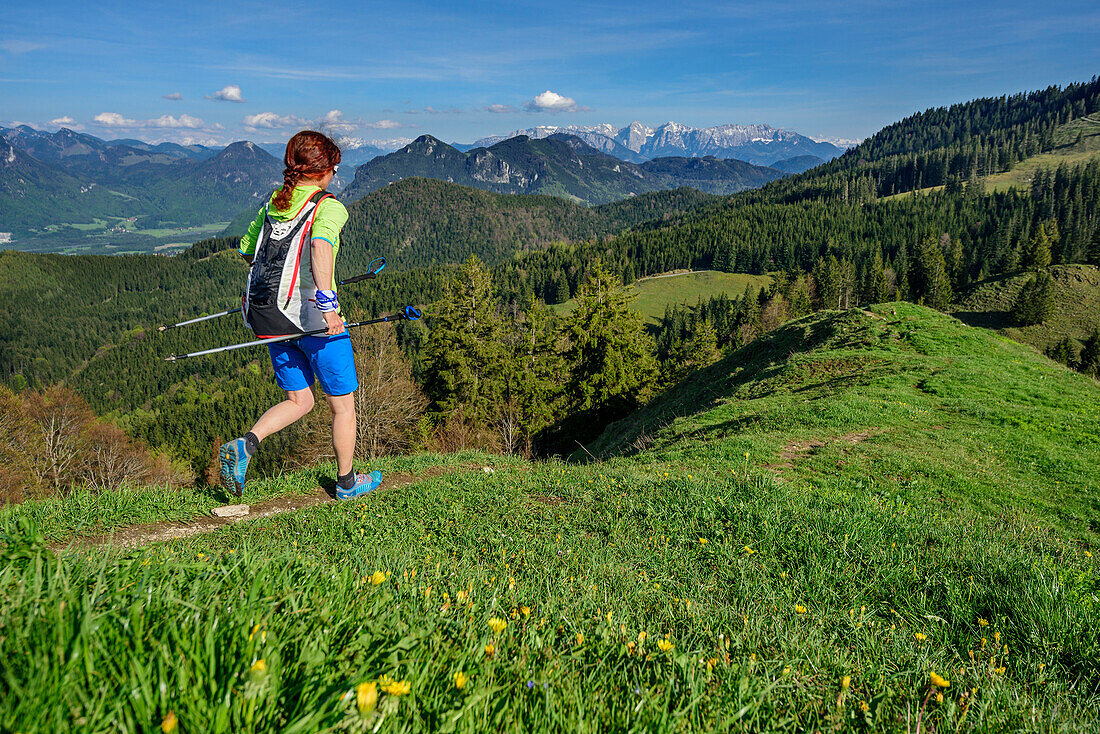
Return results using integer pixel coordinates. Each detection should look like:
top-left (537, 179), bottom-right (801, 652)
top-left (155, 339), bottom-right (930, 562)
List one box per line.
top-left (469, 121), bottom-right (847, 166)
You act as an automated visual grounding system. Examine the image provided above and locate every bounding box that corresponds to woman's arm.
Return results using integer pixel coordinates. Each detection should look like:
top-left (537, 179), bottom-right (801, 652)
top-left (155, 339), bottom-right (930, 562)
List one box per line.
top-left (311, 238), bottom-right (344, 336)
top-left (238, 204), bottom-right (267, 264)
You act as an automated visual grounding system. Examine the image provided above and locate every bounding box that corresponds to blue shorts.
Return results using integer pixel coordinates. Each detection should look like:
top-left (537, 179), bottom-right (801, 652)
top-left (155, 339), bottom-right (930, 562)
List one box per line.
top-left (267, 333), bottom-right (359, 396)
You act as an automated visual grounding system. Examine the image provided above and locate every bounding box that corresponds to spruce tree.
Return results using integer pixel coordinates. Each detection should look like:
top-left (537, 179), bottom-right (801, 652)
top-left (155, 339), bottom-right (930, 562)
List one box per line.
top-left (502, 298), bottom-right (565, 451)
top-left (685, 319), bottom-right (720, 371)
top-left (564, 261), bottom-right (657, 417)
top-left (913, 235), bottom-right (953, 310)
top-left (1012, 272), bottom-right (1056, 326)
top-left (1079, 327), bottom-right (1100, 377)
top-left (422, 255), bottom-right (507, 423)
top-left (1027, 226), bottom-right (1052, 271)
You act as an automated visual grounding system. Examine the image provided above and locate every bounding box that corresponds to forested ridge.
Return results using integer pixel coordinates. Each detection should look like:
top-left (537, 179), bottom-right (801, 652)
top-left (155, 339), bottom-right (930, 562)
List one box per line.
top-left (4, 78), bottom-right (1100, 489)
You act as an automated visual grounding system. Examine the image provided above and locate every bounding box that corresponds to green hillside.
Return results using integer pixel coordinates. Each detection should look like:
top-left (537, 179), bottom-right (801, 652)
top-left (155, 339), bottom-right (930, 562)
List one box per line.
top-left (555, 270), bottom-right (772, 323)
top-left (985, 112), bottom-right (1100, 192)
top-left (4, 306), bottom-right (1098, 731)
top-left (952, 264), bottom-right (1100, 353)
top-left (590, 303), bottom-right (1100, 537)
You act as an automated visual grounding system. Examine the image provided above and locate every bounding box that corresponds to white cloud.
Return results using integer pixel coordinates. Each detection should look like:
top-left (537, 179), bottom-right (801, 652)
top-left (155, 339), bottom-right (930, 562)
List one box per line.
top-left (364, 119), bottom-right (403, 129)
top-left (149, 114), bottom-right (210, 129)
top-left (0, 40), bottom-right (45, 54)
top-left (486, 103), bottom-right (517, 114)
top-left (524, 90), bottom-right (585, 114)
top-left (49, 116), bottom-right (79, 128)
top-left (208, 84), bottom-right (245, 103)
top-left (243, 112), bottom-right (309, 130)
top-left (318, 109), bottom-right (357, 134)
top-left (93, 112), bottom-right (218, 131)
top-left (93, 112), bottom-right (138, 127)
top-left (163, 92), bottom-right (183, 101)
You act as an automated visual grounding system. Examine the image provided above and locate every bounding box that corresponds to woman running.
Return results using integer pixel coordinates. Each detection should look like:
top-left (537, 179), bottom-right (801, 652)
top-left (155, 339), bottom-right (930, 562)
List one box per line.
top-left (219, 130), bottom-right (380, 500)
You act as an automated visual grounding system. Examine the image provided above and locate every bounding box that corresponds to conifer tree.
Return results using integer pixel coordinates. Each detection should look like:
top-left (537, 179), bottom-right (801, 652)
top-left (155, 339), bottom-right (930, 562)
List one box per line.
top-left (564, 261), bottom-right (657, 417)
top-left (502, 298), bottom-right (565, 450)
top-left (1012, 272), bottom-right (1056, 326)
top-left (1079, 327), bottom-right (1100, 377)
top-left (422, 255), bottom-right (507, 423)
top-left (684, 319), bottom-right (720, 371)
top-left (912, 235), bottom-right (953, 310)
top-left (1027, 225), bottom-right (1053, 271)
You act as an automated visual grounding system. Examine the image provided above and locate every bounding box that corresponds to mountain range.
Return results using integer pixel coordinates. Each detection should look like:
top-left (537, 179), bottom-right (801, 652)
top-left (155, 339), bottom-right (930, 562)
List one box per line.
top-left (462, 121), bottom-right (847, 166)
top-left (0, 126), bottom-right (283, 237)
top-left (341, 133), bottom-right (792, 204)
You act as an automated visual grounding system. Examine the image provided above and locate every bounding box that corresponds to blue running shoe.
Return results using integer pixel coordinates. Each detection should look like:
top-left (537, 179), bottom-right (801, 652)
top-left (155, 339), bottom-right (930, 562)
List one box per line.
top-left (219, 438), bottom-right (252, 496)
top-left (336, 470), bottom-right (382, 500)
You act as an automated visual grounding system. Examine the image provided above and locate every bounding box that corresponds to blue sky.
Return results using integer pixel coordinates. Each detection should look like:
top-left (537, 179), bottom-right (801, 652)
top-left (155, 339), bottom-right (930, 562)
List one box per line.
top-left (1, 0), bottom-right (1097, 148)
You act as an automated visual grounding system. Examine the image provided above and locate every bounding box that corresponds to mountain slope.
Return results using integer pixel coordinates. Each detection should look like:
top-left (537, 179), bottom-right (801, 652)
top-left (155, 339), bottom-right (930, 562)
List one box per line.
top-left (952, 264), bottom-right (1100, 353)
top-left (336, 177), bottom-right (722, 272)
top-left (342, 134), bottom-right (784, 205)
top-left (0, 140), bottom-right (132, 230)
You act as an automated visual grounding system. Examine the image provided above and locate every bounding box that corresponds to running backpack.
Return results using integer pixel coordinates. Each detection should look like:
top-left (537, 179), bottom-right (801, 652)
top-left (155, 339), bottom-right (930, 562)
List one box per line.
top-left (243, 190), bottom-right (335, 338)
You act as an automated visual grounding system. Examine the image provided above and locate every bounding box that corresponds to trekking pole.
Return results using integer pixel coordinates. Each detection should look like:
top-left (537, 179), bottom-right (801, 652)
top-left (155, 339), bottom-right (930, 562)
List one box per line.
top-left (164, 306), bottom-right (421, 362)
top-left (157, 257), bottom-right (387, 331)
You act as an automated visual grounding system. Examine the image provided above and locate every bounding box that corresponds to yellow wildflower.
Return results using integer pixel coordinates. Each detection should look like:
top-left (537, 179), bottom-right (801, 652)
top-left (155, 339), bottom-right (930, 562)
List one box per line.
top-left (744, 546), bottom-right (755, 554)
top-left (699, 538), bottom-right (708, 545)
top-left (370, 571), bottom-right (386, 585)
top-left (379, 676), bottom-right (411, 696)
top-left (160, 711), bottom-right (178, 734)
top-left (795, 605), bottom-right (807, 614)
top-left (914, 632), bottom-right (927, 641)
top-left (453, 671), bottom-right (468, 690)
top-left (842, 675), bottom-right (851, 689)
top-left (658, 638), bottom-right (673, 652)
top-left (783, 666), bottom-right (791, 675)
top-left (780, 572), bottom-right (787, 579)
top-left (575, 632), bottom-right (585, 646)
top-left (488, 617), bottom-right (507, 634)
top-left (250, 659), bottom-right (267, 679)
top-left (606, 611), bottom-right (613, 624)
top-left (356, 681), bottom-right (378, 714)
top-left (930, 671), bottom-right (950, 688)
top-left (936, 693), bottom-right (944, 703)
top-left (484, 643), bottom-right (496, 657)
top-left (521, 606), bottom-right (531, 617)
top-left (978, 617), bottom-right (989, 626)
top-left (859, 701), bottom-right (869, 713)
top-left (1086, 551), bottom-right (1092, 558)
top-left (638, 631), bottom-right (647, 643)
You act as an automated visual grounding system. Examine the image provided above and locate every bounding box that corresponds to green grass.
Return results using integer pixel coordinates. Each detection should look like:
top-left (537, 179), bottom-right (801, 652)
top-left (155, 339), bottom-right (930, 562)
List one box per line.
top-left (952, 264), bottom-right (1100, 353)
top-left (2, 304), bottom-right (1099, 732)
top-left (555, 270), bottom-right (772, 323)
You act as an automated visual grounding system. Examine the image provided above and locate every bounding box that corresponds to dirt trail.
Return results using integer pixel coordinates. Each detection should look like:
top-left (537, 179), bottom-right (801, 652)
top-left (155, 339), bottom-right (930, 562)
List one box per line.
top-left (53, 465), bottom-right (467, 553)
top-left (765, 429), bottom-right (881, 471)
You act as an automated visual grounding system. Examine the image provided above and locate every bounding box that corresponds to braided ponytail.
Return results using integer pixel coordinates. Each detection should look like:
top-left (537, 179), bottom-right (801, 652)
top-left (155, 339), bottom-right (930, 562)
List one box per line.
top-left (272, 131), bottom-right (342, 211)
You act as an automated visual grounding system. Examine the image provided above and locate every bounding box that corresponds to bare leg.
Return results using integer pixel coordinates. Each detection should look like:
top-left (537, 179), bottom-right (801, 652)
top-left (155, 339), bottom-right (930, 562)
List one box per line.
top-left (250, 387), bottom-right (315, 441)
top-left (326, 392), bottom-right (356, 476)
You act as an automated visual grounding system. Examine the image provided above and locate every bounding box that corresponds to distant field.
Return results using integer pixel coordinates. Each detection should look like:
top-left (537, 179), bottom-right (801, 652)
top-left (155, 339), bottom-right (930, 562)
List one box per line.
top-left (556, 270), bottom-right (772, 322)
top-left (5, 220), bottom-right (230, 256)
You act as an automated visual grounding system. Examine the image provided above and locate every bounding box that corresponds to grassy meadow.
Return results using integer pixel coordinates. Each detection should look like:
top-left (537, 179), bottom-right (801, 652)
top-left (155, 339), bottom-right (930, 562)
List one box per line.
top-left (2, 304), bottom-right (1099, 732)
top-left (555, 270), bottom-right (772, 323)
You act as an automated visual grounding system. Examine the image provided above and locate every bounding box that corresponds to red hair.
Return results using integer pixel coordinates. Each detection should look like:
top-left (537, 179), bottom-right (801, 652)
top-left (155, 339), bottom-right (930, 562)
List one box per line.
top-left (272, 130), bottom-right (341, 210)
